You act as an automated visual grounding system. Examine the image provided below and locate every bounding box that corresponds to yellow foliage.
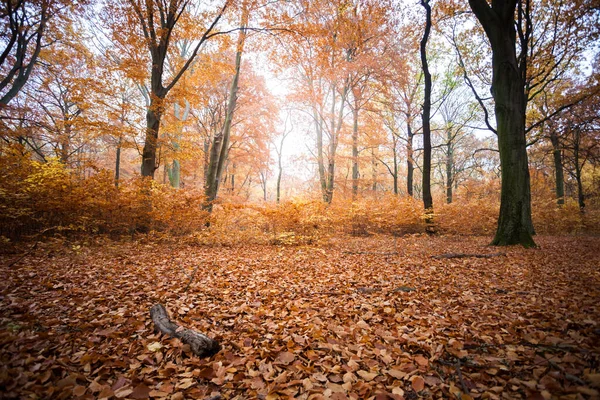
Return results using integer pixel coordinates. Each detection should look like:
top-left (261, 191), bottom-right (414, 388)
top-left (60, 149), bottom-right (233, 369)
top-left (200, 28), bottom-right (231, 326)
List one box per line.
top-left (1, 150), bottom-right (599, 242)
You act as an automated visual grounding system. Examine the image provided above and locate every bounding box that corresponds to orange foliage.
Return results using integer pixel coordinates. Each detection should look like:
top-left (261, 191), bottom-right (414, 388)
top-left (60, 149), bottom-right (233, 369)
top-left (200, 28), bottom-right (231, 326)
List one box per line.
top-left (0, 150), bottom-right (208, 238)
top-left (2, 151), bottom-right (598, 242)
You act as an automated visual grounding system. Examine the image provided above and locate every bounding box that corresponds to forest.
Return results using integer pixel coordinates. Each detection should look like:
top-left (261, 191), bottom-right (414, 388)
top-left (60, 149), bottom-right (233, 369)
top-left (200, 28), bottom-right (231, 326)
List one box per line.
top-left (1, 0), bottom-right (600, 399)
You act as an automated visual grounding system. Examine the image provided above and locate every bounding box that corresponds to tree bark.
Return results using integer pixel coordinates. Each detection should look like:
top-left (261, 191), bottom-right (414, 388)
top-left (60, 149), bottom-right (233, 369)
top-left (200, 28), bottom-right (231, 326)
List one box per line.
top-left (407, 122), bottom-right (414, 197)
top-left (573, 129), bottom-right (585, 210)
top-left (325, 83), bottom-right (349, 204)
top-left (469, 0), bottom-right (536, 247)
top-left (352, 102), bottom-right (359, 200)
top-left (115, 137), bottom-right (122, 188)
top-left (393, 144), bottom-right (399, 195)
top-left (446, 131), bottom-right (453, 204)
top-left (203, 8), bottom-right (247, 211)
top-left (313, 105), bottom-right (328, 202)
top-left (141, 103), bottom-right (163, 177)
top-left (150, 304), bottom-right (220, 358)
top-left (0, 1), bottom-right (49, 106)
top-left (420, 0), bottom-right (434, 228)
top-left (550, 129), bottom-right (565, 205)
top-left (129, 0), bottom-right (228, 179)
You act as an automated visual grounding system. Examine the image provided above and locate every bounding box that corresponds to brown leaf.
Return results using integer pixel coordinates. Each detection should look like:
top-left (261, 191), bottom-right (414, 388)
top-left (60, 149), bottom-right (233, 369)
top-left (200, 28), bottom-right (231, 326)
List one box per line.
top-left (414, 355), bottom-right (429, 367)
top-left (72, 385), bottom-right (86, 397)
top-left (130, 383), bottom-right (151, 399)
top-left (357, 370), bottom-right (378, 381)
top-left (276, 351), bottom-right (295, 365)
top-left (411, 375), bottom-right (425, 392)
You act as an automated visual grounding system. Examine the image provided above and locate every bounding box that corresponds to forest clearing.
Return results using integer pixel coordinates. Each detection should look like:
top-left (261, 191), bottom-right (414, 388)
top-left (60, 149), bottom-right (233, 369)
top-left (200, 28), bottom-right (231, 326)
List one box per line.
top-left (2, 0), bottom-right (600, 398)
top-left (1, 235), bottom-right (599, 399)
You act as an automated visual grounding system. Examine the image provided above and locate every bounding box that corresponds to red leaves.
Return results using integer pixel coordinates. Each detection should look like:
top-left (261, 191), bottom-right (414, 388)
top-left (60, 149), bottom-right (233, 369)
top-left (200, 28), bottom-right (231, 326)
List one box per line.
top-left (1, 235), bottom-right (599, 399)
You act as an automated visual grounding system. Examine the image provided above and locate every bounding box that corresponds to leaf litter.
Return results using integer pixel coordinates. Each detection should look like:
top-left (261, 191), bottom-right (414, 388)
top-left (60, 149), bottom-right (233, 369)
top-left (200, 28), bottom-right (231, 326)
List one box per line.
top-left (0, 235), bottom-right (599, 399)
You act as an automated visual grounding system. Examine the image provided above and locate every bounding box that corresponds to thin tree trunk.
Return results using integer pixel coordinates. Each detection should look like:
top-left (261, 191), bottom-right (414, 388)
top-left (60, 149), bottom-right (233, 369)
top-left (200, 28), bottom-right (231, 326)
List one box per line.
top-left (371, 148), bottom-right (377, 192)
top-left (420, 0), bottom-right (434, 227)
top-left (407, 122), bottom-right (414, 197)
top-left (203, 9), bottom-right (247, 211)
top-left (446, 132), bottom-right (453, 204)
top-left (352, 102), bottom-right (359, 200)
top-left (313, 105), bottom-right (328, 202)
top-left (276, 132), bottom-right (287, 204)
top-left (393, 145), bottom-right (398, 195)
top-left (115, 137), bottom-right (122, 188)
top-left (230, 163), bottom-right (236, 194)
top-left (326, 83), bottom-right (349, 204)
top-left (574, 129), bottom-right (585, 210)
top-left (550, 130), bottom-right (565, 205)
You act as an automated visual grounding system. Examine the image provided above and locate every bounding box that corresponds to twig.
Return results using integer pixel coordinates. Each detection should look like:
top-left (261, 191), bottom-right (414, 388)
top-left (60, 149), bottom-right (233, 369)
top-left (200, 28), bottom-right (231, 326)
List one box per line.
top-left (184, 266), bottom-right (199, 292)
top-left (6, 241), bottom-right (38, 268)
top-left (547, 360), bottom-right (586, 385)
top-left (343, 251), bottom-right (398, 255)
top-left (5, 227), bottom-right (58, 268)
top-left (455, 359), bottom-right (470, 395)
top-left (432, 252), bottom-right (506, 259)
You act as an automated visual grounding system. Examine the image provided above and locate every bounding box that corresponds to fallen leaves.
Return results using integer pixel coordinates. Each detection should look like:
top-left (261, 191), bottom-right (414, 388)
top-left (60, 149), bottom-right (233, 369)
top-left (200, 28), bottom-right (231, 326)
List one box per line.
top-left (0, 235), bottom-right (599, 399)
top-left (410, 375), bottom-right (425, 391)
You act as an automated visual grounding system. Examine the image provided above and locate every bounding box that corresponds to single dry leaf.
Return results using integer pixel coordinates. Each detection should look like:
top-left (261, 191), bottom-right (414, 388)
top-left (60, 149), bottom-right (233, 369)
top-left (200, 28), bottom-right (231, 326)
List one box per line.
top-left (414, 355), bottom-right (429, 367)
top-left (411, 375), bottom-right (425, 392)
top-left (357, 370), bottom-right (378, 381)
top-left (147, 342), bottom-right (162, 352)
top-left (276, 351), bottom-right (295, 365)
top-left (73, 385), bottom-right (86, 396)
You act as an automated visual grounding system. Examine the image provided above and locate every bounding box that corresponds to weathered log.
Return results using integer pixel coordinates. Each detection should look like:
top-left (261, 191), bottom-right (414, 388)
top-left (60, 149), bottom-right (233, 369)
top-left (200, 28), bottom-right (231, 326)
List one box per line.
top-left (150, 303), bottom-right (221, 357)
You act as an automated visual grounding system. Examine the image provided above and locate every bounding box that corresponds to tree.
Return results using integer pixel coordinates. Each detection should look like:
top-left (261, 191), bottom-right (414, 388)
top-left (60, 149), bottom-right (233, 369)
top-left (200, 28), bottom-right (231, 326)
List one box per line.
top-left (468, 0), bottom-right (536, 247)
top-left (420, 0), bottom-right (434, 226)
top-left (105, 0), bottom-right (230, 179)
top-left (275, 113), bottom-right (292, 203)
top-left (1, 0), bottom-right (49, 106)
top-left (203, 2), bottom-right (248, 211)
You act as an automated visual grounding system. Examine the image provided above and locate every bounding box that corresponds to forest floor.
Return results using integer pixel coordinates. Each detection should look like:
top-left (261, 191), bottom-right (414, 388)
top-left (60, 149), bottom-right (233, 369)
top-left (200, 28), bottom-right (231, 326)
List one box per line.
top-left (1, 235), bottom-right (599, 400)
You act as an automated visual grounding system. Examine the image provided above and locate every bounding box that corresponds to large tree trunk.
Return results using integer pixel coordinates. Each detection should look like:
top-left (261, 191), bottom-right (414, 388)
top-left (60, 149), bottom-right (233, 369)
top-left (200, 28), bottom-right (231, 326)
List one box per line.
top-left (150, 304), bottom-right (220, 358)
top-left (469, 0), bottom-right (536, 247)
top-left (550, 129), bottom-right (565, 205)
top-left (491, 53), bottom-right (535, 246)
top-left (141, 104), bottom-right (163, 178)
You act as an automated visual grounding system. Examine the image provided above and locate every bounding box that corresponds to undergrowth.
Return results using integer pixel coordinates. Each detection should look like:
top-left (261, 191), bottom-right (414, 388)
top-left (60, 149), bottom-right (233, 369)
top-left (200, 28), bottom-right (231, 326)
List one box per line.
top-left (1, 152), bottom-right (598, 245)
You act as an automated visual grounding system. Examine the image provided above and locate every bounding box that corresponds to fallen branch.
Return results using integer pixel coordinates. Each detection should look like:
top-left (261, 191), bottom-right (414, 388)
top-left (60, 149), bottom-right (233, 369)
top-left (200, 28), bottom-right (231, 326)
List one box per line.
top-left (6, 241), bottom-right (38, 268)
top-left (184, 266), bottom-right (199, 292)
top-left (150, 303), bottom-right (221, 357)
top-left (432, 252), bottom-right (506, 259)
top-left (6, 227), bottom-right (59, 268)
